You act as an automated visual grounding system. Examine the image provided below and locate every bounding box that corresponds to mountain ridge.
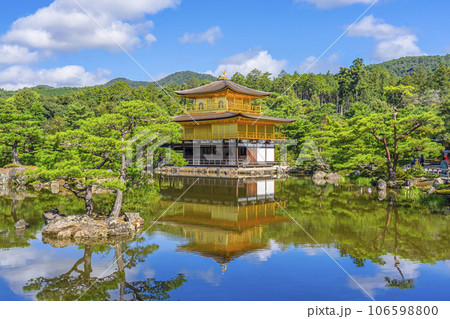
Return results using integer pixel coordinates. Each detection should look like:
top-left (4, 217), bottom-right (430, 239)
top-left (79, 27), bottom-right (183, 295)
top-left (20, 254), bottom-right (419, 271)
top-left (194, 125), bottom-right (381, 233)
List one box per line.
top-left (367, 54), bottom-right (450, 77)
top-left (104, 71), bottom-right (216, 88)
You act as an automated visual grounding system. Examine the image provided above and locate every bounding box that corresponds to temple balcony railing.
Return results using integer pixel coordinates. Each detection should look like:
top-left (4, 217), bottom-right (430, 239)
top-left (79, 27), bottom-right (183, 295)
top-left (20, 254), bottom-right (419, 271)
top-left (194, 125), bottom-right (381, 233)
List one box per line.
top-left (183, 131), bottom-right (286, 140)
top-left (185, 102), bottom-right (261, 115)
top-left (227, 102), bottom-right (261, 114)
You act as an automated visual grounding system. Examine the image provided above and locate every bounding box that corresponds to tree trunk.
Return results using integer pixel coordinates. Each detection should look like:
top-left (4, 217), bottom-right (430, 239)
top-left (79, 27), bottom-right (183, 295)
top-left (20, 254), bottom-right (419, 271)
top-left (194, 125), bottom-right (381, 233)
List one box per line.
top-left (12, 142), bottom-right (20, 165)
top-left (111, 189), bottom-right (123, 218)
top-left (114, 244), bottom-right (126, 301)
top-left (83, 245), bottom-right (93, 280)
top-left (110, 152), bottom-right (126, 218)
top-left (85, 185), bottom-right (94, 216)
top-left (11, 199), bottom-right (19, 222)
top-left (387, 163), bottom-right (396, 181)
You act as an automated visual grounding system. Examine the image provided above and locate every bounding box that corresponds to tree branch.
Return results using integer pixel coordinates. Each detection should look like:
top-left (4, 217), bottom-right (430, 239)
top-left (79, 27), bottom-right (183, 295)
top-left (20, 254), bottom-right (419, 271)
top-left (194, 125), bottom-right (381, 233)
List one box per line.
top-left (396, 122), bottom-right (424, 140)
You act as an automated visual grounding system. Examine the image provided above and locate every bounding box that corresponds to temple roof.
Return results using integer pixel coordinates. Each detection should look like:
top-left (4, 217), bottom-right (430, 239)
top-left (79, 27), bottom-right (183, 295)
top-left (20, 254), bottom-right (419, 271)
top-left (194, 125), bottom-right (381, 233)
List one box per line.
top-left (172, 111), bottom-right (296, 123)
top-left (174, 79), bottom-right (271, 97)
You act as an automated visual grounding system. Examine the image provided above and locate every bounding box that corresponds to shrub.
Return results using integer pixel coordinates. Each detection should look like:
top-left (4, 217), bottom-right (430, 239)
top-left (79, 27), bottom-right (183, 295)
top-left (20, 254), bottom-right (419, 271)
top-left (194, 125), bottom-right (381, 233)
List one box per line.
top-left (396, 166), bottom-right (438, 179)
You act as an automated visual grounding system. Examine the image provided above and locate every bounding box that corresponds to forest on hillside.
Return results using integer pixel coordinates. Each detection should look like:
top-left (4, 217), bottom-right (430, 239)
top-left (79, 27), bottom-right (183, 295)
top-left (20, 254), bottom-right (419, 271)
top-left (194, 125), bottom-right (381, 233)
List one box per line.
top-left (0, 58), bottom-right (449, 183)
top-left (366, 54), bottom-right (450, 77)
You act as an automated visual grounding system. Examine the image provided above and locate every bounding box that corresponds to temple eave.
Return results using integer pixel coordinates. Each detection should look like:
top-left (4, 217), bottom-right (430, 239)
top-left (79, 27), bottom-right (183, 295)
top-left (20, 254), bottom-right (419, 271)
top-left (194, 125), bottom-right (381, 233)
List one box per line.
top-left (172, 112), bottom-right (295, 124)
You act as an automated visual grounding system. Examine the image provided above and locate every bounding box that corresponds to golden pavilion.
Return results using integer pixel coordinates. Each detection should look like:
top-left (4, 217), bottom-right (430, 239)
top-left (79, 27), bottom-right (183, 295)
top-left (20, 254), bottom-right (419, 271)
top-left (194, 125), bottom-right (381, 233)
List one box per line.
top-left (173, 73), bottom-right (295, 166)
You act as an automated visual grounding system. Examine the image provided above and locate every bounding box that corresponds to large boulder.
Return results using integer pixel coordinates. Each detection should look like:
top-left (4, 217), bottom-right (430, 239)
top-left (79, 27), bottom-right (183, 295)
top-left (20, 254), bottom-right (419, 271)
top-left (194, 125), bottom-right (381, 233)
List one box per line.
top-left (312, 171), bottom-right (327, 180)
top-left (42, 212), bottom-right (144, 239)
top-left (432, 178), bottom-right (444, 189)
top-left (43, 214), bottom-right (107, 239)
top-left (0, 166), bottom-right (36, 186)
top-left (312, 171), bottom-right (327, 185)
top-left (43, 208), bottom-right (66, 225)
top-left (428, 186), bottom-right (436, 194)
top-left (8, 167), bottom-right (26, 182)
top-left (0, 170), bottom-right (8, 185)
top-left (325, 172), bottom-right (342, 184)
top-left (124, 213), bottom-right (145, 228)
top-left (103, 217), bottom-right (136, 237)
top-left (14, 219), bottom-right (29, 230)
top-left (50, 181), bottom-right (60, 194)
top-left (404, 179), bottom-right (416, 187)
top-left (377, 179), bottom-right (387, 191)
top-left (378, 190), bottom-right (387, 201)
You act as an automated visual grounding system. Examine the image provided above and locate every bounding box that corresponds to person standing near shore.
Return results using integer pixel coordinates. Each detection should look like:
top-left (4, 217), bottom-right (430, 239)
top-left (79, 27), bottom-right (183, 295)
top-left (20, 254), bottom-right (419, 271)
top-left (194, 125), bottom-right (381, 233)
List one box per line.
top-left (441, 157), bottom-right (449, 170)
top-left (419, 154), bottom-right (425, 167)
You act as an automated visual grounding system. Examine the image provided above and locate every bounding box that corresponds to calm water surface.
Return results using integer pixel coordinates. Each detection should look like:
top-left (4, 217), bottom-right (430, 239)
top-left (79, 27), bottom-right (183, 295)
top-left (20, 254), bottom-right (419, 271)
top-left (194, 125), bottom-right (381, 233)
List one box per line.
top-left (0, 177), bottom-right (449, 301)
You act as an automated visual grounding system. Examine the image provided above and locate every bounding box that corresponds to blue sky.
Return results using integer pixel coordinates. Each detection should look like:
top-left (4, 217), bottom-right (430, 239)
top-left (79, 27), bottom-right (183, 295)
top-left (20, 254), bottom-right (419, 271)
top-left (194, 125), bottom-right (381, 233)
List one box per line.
top-left (0, 0), bottom-right (448, 89)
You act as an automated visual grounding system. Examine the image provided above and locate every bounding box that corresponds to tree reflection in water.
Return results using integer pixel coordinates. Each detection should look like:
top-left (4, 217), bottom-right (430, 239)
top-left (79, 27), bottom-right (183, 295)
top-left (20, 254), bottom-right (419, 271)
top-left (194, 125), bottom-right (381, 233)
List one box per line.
top-left (383, 195), bottom-right (415, 290)
top-left (23, 238), bottom-right (186, 301)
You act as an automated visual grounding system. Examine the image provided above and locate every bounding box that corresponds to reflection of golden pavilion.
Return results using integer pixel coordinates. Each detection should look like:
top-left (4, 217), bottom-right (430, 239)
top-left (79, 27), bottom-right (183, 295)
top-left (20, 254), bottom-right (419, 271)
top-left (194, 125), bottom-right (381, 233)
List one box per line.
top-left (158, 177), bottom-right (288, 270)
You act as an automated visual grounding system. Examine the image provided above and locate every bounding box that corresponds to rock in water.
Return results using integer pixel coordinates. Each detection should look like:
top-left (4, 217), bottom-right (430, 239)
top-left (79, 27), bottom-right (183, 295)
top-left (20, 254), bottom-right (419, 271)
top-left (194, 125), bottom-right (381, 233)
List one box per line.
top-left (432, 178), bottom-right (444, 189)
top-left (404, 179), bottom-right (414, 187)
top-left (43, 208), bottom-right (66, 225)
top-left (124, 212), bottom-right (145, 228)
top-left (312, 171), bottom-right (327, 180)
top-left (50, 181), bottom-right (60, 194)
top-left (325, 172), bottom-right (342, 184)
top-left (14, 219), bottom-right (29, 230)
top-left (42, 212), bottom-right (144, 239)
top-left (377, 179), bottom-right (387, 191)
top-left (378, 190), bottom-right (387, 201)
top-left (312, 171), bottom-right (327, 185)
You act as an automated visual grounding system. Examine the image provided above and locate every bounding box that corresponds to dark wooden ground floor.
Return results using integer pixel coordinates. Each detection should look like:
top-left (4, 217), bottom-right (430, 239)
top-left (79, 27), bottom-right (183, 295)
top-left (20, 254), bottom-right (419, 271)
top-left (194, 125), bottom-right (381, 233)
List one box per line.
top-left (172, 139), bottom-right (282, 167)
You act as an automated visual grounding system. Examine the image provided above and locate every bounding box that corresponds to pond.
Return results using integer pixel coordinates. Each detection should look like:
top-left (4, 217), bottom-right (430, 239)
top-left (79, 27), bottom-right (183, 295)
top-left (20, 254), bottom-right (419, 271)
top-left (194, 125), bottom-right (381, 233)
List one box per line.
top-left (0, 176), bottom-right (449, 301)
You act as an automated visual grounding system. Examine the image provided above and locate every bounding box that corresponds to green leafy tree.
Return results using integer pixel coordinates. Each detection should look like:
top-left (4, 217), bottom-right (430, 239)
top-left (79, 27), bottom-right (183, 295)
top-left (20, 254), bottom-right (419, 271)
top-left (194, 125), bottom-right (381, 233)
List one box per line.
top-left (64, 102), bottom-right (94, 129)
top-left (351, 85), bottom-right (443, 180)
top-left (411, 66), bottom-right (428, 96)
top-left (0, 90), bottom-right (44, 165)
top-left (316, 85), bottom-right (444, 180)
top-left (80, 100), bottom-right (182, 217)
top-left (33, 130), bottom-right (120, 215)
top-left (430, 61), bottom-right (449, 90)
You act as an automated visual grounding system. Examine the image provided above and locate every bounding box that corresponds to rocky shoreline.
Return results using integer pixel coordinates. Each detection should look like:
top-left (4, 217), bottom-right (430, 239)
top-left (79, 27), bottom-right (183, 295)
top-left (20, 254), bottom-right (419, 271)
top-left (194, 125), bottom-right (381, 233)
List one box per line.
top-left (41, 208), bottom-right (145, 239)
top-left (310, 170), bottom-right (449, 196)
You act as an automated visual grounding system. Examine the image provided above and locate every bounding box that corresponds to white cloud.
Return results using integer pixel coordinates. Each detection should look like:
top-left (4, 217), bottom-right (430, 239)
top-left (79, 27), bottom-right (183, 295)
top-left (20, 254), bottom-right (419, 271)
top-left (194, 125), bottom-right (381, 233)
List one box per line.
top-left (145, 33), bottom-right (157, 46)
top-left (0, 65), bottom-right (110, 90)
top-left (0, 0), bottom-right (179, 89)
top-left (1, 0), bottom-right (180, 53)
top-left (296, 0), bottom-right (374, 9)
top-left (298, 52), bottom-right (341, 73)
top-left (181, 267), bottom-right (223, 286)
top-left (0, 244), bottom-right (122, 300)
top-left (349, 254), bottom-right (421, 297)
top-left (209, 49), bottom-right (287, 77)
top-left (347, 15), bottom-right (423, 61)
top-left (0, 44), bottom-right (39, 65)
top-left (179, 26), bottom-right (223, 45)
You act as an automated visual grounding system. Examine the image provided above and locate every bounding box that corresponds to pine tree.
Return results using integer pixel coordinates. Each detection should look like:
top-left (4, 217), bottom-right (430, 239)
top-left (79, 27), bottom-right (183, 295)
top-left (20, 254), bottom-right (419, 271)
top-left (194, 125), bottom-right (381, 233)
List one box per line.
top-left (0, 90), bottom-right (44, 165)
